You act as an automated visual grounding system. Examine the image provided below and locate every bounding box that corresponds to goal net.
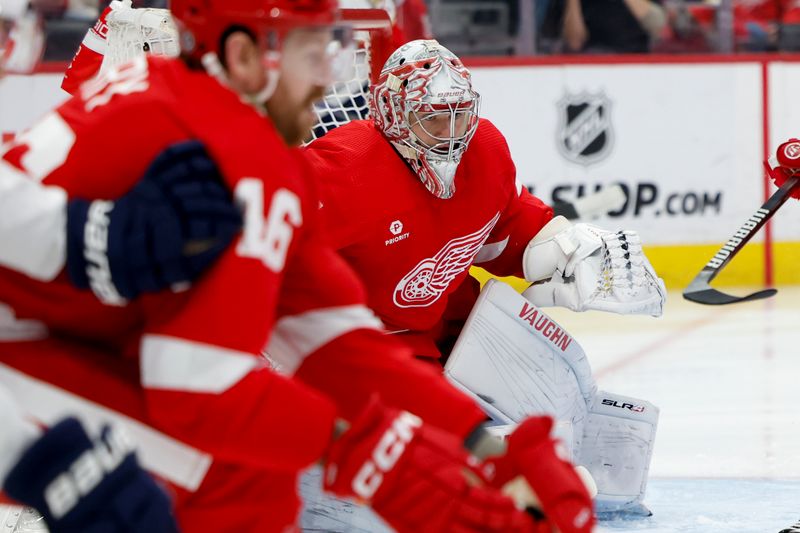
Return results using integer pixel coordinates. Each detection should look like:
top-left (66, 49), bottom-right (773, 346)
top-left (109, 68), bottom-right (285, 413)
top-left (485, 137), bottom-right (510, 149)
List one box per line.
top-left (101, 3), bottom-right (393, 141)
top-left (100, 0), bottom-right (179, 75)
top-left (308, 8), bottom-right (392, 141)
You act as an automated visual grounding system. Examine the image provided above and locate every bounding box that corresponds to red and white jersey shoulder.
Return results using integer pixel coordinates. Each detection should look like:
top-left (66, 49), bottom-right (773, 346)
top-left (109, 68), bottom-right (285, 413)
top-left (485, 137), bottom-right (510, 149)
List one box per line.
top-left (61, 5), bottom-right (112, 95)
top-left (306, 119), bottom-right (553, 334)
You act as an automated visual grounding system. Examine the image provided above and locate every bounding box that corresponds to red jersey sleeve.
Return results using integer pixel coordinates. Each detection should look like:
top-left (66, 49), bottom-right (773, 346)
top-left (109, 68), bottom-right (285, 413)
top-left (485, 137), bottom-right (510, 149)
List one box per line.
top-left (61, 6), bottom-right (111, 95)
top-left (130, 75), bottom-right (347, 471)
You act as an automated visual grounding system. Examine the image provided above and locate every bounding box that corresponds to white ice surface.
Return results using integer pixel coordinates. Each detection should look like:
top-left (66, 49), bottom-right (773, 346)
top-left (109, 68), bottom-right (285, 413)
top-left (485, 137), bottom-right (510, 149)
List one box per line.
top-left (3, 288), bottom-right (800, 532)
top-left (555, 286), bottom-right (800, 533)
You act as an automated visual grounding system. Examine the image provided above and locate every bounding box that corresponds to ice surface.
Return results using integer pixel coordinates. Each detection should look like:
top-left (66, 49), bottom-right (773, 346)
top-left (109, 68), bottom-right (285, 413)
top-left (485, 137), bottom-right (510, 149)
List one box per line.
top-left (3, 288), bottom-right (799, 532)
top-left (598, 479), bottom-right (800, 532)
top-left (556, 287), bottom-right (800, 533)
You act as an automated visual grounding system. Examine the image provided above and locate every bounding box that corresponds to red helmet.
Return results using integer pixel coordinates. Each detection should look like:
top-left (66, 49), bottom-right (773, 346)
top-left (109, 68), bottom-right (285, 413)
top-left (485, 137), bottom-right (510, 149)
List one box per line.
top-left (170, 0), bottom-right (339, 60)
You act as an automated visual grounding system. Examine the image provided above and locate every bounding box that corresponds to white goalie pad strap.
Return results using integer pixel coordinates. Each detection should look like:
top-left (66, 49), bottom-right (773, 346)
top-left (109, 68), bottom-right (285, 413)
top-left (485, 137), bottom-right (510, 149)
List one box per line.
top-left (444, 279), bottom-right (596, 458)
top-left (579, 390), bottom-right (659, 513)
top-left (522, 217), bottom-right (666, 317)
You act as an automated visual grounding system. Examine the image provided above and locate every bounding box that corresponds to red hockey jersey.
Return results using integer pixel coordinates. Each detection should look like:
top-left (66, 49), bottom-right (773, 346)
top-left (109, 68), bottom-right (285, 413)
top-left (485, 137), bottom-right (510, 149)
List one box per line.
top-left (0, 58), bottom-right (485, 490)
top-left (61, 5), bottom-right (110, 95)
top-left (305, 120), bottom-right (553, 355)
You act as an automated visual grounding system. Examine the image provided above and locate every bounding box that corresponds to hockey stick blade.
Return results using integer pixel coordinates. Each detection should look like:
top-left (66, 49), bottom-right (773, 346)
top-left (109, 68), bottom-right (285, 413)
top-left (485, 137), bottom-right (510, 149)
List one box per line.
top-left (683, 174), bottom-right (800, 305)
top-left (683, 283), bottom-right (777, 305)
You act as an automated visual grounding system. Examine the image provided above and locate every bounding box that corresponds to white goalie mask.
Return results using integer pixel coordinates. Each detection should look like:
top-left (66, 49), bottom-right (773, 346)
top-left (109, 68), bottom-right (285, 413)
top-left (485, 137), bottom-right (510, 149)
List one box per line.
top-left (0, 0), bottom-right (45, 74)
top-left (370, 39), bottom-right (480, 199)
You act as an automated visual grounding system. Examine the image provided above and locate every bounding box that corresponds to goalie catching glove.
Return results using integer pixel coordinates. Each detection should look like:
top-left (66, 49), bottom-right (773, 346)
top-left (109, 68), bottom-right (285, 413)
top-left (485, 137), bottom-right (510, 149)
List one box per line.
top-left (323, 397), bottom-right (551, 533)
top-left (66, 141), bottom-right (242, 306)
top-left (522, 216), bottom-right (666, 317)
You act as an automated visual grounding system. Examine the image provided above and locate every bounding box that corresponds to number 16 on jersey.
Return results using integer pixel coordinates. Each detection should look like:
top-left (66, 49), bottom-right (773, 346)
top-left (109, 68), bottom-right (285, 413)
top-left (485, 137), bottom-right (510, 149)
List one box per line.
top-left (235, 179), bottom-right (302, 272)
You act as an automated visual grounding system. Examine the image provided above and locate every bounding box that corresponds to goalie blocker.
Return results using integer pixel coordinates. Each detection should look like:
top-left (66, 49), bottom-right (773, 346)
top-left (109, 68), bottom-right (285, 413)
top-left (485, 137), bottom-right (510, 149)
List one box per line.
top-left (444, 279), bottom-right (659, 515)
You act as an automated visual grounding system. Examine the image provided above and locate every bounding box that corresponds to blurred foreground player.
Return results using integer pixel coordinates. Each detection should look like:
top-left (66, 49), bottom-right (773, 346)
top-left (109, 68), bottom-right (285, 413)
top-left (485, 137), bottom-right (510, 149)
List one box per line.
top-left (0, 0), bottom-right (44, 75)
top-left (302, 39), bottom-right (664, 515)
top-left (0, 1), bottom-right (594, 532)
top-left (0, 2), bottom-right (217, 532)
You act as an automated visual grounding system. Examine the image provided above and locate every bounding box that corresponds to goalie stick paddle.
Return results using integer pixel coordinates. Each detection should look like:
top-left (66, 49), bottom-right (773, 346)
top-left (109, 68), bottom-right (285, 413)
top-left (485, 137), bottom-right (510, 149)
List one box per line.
top-left (683, 174), bottom-right (800, 305)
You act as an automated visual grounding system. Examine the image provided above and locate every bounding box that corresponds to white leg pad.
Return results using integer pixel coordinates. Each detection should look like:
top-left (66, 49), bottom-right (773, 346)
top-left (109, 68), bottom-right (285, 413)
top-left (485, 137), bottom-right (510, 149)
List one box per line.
top-left (579, 390), bottom-right (659, 513)
top-left (444, 279), bottom-right (659, 514)
top-left (444, 279), bottom-right (596, 461)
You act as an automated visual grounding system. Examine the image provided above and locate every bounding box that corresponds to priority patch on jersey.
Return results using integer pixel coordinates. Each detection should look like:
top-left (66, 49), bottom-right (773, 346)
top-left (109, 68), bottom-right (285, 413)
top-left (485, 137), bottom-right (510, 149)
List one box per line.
top-left (392, 212), bottom-right (499, 308)
top-left (385, 219), bottom-right (411, 246)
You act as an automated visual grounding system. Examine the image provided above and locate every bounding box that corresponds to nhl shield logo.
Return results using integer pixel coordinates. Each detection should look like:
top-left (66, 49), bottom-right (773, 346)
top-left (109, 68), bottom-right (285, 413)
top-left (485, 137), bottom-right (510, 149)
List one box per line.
top-left (557, 92), bottom-right (614, 165)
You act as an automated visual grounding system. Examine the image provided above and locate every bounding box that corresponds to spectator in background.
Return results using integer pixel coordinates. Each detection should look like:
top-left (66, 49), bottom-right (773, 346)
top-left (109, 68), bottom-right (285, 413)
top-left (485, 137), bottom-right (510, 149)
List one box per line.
top-left (730, 0), bottom-right (800, 51)
top-left (540, 0), bottom-right (667, 53)
top-left (652, 1), bottom-right (714, 53)
top-left (30, 0), bottom-right (97, 19)
top-left (657, 0), bottom-right (800, 53)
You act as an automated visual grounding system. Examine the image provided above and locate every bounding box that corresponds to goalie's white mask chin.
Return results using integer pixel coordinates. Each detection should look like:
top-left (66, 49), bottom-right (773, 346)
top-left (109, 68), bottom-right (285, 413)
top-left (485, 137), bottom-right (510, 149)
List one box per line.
top-left (371, 39), bottom-right (481, 200)
top-left (421, 157), bottom-right (460, 199)
top-left (390, 135), bottom-right (467, 200)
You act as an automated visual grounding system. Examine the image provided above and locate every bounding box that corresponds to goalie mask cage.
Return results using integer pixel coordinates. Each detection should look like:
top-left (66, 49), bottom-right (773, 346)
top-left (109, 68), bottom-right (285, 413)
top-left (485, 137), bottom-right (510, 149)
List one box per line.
top-left (101, 3), bottom-right (393, 141)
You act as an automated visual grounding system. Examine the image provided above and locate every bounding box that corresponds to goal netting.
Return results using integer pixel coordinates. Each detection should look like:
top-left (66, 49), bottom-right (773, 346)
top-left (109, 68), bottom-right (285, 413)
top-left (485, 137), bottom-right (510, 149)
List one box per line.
top-left (101, 3), bottom-right (392, 141)
top-left (100, 0), bottom-right (179, 75)
top-left (308, 8), bottom-right (393, 141)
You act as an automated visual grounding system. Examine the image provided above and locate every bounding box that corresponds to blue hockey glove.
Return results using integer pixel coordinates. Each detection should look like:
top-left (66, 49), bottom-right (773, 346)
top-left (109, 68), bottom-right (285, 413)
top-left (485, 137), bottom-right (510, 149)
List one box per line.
top-left (66, 140), bottom-right (241, 305)
top-left (3, 417), bottom-right (178, 533)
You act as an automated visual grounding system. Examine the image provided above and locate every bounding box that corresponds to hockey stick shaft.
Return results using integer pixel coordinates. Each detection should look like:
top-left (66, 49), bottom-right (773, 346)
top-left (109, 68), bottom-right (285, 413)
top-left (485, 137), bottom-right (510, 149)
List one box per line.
top-left (683, 174), bottom-right (800, 304)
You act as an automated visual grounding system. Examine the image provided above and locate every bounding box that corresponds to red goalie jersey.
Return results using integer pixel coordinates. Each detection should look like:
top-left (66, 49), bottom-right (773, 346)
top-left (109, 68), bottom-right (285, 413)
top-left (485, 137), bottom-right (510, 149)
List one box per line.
top-left (0, 57), bottom-right (485, 530)
top-left (305, 119), bottom-right (554, 359)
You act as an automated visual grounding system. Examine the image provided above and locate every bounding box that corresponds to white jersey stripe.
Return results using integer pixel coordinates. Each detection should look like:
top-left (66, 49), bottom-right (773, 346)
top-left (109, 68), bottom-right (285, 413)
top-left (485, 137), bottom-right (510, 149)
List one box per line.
top-left (0, 162), bottom-right (67, 282)
top-left (141, 335), bottom-right (261, 393)
top-left (474, 236), bottom-right (510, 264)
top-left (267, 305), bottom-right (383, 375)
top-left (0, 362), bottom-right (212, 491)
top-left (81, 28), bottom-right (108, 55)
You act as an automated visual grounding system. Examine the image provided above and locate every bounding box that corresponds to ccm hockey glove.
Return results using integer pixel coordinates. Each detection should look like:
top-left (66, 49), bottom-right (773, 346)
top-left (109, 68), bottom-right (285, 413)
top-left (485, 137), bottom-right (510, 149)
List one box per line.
top-left (67, 140), bottom-right (241, 305)
top-left (3, 417), bottom-right (178, 533)
top-left (481, 416), bottom-right (596, 533)
top-left (323, 397), bottom-right (545, 533)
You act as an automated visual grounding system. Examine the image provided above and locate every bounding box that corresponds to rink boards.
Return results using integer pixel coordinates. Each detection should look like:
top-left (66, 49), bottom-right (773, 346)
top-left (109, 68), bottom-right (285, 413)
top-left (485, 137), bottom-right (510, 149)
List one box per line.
top-left (5, 56), bottom-right (800, 288)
